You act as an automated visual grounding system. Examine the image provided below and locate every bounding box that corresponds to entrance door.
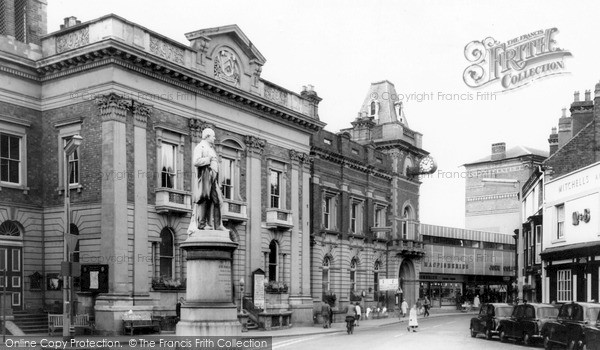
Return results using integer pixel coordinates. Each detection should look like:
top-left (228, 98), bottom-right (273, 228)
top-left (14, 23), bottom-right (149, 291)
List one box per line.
top-left (0, 246), bottom-right (23, 311)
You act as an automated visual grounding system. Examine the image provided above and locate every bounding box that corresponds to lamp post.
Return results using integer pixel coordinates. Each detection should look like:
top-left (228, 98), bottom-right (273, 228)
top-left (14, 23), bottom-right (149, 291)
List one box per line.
top-left (239, 278), bottom-right (245, 313)
top-left (482, 178), bottom-right (523, 302)
top-left (63, 135), bottom-right (82, 340)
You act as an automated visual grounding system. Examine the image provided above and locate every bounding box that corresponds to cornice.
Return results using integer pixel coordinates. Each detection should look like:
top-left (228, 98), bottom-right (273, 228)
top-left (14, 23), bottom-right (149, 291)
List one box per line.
top-left (22, 40), bottom-right (324, 133)
top-left (311, 147), bottom-right (392, 180)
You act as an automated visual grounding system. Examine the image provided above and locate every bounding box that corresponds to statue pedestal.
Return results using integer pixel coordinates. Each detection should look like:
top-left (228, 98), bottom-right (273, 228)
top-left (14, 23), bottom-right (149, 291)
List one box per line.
top-left (176, 230), bottom-right (241, 336)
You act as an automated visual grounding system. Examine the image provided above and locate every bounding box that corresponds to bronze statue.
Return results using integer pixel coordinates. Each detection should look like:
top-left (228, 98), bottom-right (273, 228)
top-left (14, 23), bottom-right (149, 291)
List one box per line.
top-left (187, 128), bottom-right (227, 234)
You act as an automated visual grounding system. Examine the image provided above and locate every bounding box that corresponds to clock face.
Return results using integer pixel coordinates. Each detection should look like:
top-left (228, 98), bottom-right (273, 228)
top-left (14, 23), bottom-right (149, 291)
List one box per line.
top-left (419, 156), bottom-right (437, 173)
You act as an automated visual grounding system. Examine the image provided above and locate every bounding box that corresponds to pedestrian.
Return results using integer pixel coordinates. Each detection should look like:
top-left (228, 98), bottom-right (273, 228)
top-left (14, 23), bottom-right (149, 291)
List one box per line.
top-left (401, 299), bottom-right (408, 317)
top-left (321, 301), bottom-right (332, 328)
top-left (416, 298), bottom-right (422, 315)
top-left (355, 302), bottom-right (362, 326)
top-left (407, 304), bottom-right (418, 332)
top-left (176, 297), bottom-right (184, 322)
top-left (473, 294), bottom-right (480, 309)
top-left (423, 296), bottom-right (430, 317)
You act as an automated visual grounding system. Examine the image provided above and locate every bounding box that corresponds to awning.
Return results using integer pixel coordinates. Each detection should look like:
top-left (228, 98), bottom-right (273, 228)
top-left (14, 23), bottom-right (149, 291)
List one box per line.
top-left (540, 241), bottom-right (600, 260)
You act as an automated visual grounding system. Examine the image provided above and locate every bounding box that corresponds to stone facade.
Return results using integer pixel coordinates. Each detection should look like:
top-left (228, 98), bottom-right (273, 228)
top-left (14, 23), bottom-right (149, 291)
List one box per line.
top-left (311, 81), bottom-right (429, 314)
top-left (0, 12), bottom-right (324, 334)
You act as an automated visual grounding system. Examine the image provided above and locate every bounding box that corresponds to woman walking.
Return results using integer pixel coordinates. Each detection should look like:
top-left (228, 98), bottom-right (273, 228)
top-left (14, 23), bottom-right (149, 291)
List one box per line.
top-left (401, 299), bottom-right (408, 317)
top-left (407, 304), bottom-right (419, 332)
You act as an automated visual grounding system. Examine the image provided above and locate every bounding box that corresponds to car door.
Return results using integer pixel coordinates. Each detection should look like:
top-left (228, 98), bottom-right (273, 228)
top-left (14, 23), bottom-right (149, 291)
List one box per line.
top-left (476, 305), bottom-right (488, 333)
top-left (506, 305), bottom-right (522, 338)
top-left (522, 304), bottom-right (536, 337)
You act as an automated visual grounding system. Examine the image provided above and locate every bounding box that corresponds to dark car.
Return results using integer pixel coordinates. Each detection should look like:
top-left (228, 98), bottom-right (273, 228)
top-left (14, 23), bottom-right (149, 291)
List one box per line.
top-left (582, 308), bottom-right (600, 350)
top-left (497, 303), bottom-right (559, 345)
top-left (470, 303), bottom-right (514, 340)
top-left (541, 302), bottom-right (600, 350)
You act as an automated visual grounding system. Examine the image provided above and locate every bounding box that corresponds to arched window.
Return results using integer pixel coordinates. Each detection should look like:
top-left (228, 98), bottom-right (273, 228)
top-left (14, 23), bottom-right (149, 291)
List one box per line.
top-left (350, 258), bottom-right (358, 292)
top-left (402, 206), bottom-right (413, 239)
top-left (370, 101), bottom-right (376, 116)
top-left (373, 260), bottom-right (381, 294)
top-left (404, 157), bottom-right (413, 176)
top-left (322, 256), bottom-right (331, 294)
top-left (0, 221), bottom-right (20, 236)
top-left (159, 227), bottom-right (174, 278)
top-left (268, 240), bottom-right (278, 282)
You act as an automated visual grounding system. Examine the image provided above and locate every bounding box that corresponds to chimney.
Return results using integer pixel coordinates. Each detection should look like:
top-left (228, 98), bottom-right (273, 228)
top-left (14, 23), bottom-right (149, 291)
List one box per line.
top-left (595, 81), bottom-right (600, 118)
top-left (571, 88), bottom-right (594, 136)
top-left (491, 142), bottom-right (506, 161)
top-left (558, 107), bottom-right (572, 149)
top-left (300, 84), bottom-right (322, 120)
top-left (548, 127), bottom-right (559, 155)
top-left (574, 91), bottom-right (580, 102)
top-left (60, 16), bottom-right (82, 30)
top-left (585, 89), bottom-right (591, 101)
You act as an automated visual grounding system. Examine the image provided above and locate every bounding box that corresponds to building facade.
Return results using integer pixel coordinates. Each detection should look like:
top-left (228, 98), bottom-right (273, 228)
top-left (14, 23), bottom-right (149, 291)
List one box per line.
top-left (464, 142), bottom-right (547, 235)
top-left (540, 83), bottom-right (600, 304)
top-left (310, 81), bottom-right (432, 311)
top-left (0, 6), bottom-right (324, 333)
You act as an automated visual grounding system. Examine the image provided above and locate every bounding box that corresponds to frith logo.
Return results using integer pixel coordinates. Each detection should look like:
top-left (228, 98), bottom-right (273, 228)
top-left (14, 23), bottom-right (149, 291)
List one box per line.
top-left (463, 28), bottom-right (572, 91)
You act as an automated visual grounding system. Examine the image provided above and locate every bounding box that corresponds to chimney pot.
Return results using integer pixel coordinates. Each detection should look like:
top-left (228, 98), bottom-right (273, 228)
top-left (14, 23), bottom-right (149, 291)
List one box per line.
top-left (302, 86), bottom-right (307, 92)
top-left (574, 91), bottom-right (580, 102)
top-left (308, 84), bottom-right (314, 92)
top-left (585, 90), bottom-right (591, 101)
top-left (561, 107), bottom-right (567, 118)
top-left (551, 127), bottom-right (557, 134)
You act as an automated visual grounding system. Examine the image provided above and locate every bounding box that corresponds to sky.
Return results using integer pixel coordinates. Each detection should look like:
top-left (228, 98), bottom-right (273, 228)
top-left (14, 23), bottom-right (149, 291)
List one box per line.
top-left (48, 0), bottom-right (600, 228)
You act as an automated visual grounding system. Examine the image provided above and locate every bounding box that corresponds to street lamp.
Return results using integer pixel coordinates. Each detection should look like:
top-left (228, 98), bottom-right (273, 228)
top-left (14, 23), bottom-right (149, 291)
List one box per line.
top-left (63, 134), bottom-right (82, 340)
top-left (239, 278), bottom-right (245, 313)
top-left (482, 178), bottom-right (523, 302)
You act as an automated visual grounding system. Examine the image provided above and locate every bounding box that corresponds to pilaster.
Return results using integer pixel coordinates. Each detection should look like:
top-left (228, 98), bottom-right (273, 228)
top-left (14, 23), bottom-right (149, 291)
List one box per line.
top-left (244, 135), bottom-right (265, 283)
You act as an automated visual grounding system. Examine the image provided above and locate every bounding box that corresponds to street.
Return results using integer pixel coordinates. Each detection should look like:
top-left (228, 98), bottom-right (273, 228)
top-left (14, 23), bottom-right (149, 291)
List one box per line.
top-left (272, 314), bottom-right (539, 350)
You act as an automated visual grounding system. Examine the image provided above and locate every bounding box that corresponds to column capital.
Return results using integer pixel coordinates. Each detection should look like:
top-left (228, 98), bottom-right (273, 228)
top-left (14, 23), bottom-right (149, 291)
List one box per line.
top-left (244, 135), bottom-right (266, 156)
top-left (188, 118), bottom-right (214, 143)
top-left (96, 93), bottom-right (129, 123)
top-left (132, 102), bottom-right (152, 127)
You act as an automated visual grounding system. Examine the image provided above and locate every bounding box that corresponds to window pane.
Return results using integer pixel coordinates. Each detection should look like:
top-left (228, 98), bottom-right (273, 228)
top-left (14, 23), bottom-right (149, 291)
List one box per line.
top-left (0, 134), bottom-right (7, 158)
top-left (161, 143), bottom-right (176, 188)
top-left (220, 158), bottom-right (233, 199)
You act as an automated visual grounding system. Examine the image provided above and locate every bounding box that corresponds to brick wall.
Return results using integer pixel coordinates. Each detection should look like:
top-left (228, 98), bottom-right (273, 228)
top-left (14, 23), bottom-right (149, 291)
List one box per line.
top-left (544, 119), bottom-right (597, 177)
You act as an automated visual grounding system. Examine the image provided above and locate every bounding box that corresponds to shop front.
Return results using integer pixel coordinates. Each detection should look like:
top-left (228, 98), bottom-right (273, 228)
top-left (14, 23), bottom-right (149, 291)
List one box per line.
top-left (420, 244), bottom-right (515, 308)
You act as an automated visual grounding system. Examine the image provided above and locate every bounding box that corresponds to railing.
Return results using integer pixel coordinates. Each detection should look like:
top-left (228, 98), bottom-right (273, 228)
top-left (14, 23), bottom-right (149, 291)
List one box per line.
top-left (389, 239), bottom-right (426, 257)
top-left (222, 199), bottom-right (248, 222)
top-left (242, 296), bottom-right (263, 329)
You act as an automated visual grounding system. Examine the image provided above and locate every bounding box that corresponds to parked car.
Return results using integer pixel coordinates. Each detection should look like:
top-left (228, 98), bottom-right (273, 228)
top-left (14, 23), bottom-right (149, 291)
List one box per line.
top-left (497, 303), bottom-right (559, 345)
top-left (582, 307), bottom-right (600, 350)
top-left (541, 302), bottom-right (600, 350)
top-left (470, 303), bottom-right (514, 340)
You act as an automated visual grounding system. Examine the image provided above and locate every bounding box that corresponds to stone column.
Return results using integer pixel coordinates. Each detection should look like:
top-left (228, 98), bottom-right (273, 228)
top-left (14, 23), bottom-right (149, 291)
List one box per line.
top-left (288, 150), bottom-right (301, 296)
top-left (132, 103), bottom-right (151, 302)
top-left (244, 136), bottom-right (265, 282)
top-left (94, 93), bottom-right (131, 334)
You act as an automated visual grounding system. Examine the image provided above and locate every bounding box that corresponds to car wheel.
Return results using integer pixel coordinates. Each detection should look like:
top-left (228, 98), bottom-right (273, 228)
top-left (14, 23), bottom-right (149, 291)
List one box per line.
top-left (544, 336), bottom-right (553, 350)
top-left (500, 330), bottom-right (507, 343)
top-left (523, 332), bottom-right (531, 346)
top-left (485, 328), bottom-right (493, 340)
top-left (470, 328), bottom-right (477, 338)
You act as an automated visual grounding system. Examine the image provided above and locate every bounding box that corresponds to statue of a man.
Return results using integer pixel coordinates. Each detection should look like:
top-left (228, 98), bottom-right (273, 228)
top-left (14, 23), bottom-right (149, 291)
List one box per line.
top-left (187, 128), bottom-right (227, 234)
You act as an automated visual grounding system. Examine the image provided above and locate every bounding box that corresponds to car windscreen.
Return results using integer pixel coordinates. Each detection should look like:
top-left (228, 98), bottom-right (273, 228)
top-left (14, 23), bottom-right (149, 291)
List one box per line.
top-left (559, 304), bottom-right (583, 321)
top-left (495, 307), bottom-right (513, 317)
top-left (537, 307), bottom-right (559, 319)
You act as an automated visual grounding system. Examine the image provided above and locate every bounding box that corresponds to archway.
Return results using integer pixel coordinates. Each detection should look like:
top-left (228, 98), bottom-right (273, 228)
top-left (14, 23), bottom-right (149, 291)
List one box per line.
top-left (398, 259), bottom-right (416, 307)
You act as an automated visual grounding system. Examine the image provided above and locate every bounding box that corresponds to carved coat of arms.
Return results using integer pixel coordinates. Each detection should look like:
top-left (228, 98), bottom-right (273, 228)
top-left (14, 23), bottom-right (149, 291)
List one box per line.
top-left (214, 49), bottom-right (240, 86)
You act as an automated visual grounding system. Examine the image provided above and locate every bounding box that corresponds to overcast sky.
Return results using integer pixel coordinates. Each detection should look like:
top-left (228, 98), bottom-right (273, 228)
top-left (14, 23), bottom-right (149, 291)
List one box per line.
top-left (48, 0), bottom-right (600, 228)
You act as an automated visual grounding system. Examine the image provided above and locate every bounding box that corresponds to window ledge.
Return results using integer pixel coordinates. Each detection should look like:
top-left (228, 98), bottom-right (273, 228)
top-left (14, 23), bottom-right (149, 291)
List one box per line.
top-left (0, 183), bottom-right (30, 194)
top-left (551, 238), bottom-right (567, 244)
top-left (56, 184), bottom-right (83, 195)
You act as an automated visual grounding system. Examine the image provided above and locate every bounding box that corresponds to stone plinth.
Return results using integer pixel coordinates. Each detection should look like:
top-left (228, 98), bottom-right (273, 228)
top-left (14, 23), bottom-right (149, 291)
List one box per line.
top-left (176, 230), bottom-right (241, 336)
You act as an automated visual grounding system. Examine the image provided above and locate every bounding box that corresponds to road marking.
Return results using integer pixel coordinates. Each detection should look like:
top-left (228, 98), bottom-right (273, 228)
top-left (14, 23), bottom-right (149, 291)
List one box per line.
top-left (273, 336), bottom-right (321, 349)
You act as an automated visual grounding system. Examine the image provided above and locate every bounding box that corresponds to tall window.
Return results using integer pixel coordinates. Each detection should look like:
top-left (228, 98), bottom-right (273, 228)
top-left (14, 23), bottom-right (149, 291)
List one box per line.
top-left (527, 230), bottom-right (533, 266)
top-left (350, 199), bottom-right (363, 234)
top-left (270, 170), bottom-right (281, 208)
top-left (14, 0), bottom-right (27, 43)
top-left (350, 258), bottom-right (357, 292)
top-left (0, 133), bottom-right (21, 184)
top-left (322, 257), bottom-right (330, 294)
top-left (373, 260), bottom-right (380, 294)
top-left (324, 196), bottom-right (332, 229)
top-left (220, 157), bottom-right (234, 200)
top-left (374, 206), bottom-right (386, 227)
top-left (556, 204), bottom-right (565, 239)
top-left (268, 240), bottom-right (278, 282)
top-left (159, 227), bottom-right (174, 278)
top-left (535, 225), bottom-right (542, 264)
top-left (370, 101), bottom-right (376, 116)
top-left (62, 137), bottom-right (80, 185)
top-left (161, 142), bottom-right (177, 188)
top-left (557, 269), bottom-right (572, 302)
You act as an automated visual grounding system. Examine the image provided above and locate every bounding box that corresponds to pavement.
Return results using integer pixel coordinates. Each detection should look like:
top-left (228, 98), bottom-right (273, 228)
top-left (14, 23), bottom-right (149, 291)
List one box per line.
top-left (0, 308), bottom-right (478, 349)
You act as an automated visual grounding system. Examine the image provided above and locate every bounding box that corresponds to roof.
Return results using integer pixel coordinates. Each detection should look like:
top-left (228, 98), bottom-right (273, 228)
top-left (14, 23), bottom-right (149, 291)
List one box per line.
top-left (465, 145), bottom-right (549, 166)
top-left (540, 241), bottom-right (600, 260)
top-left (358, 80), bottom-right (406, 126)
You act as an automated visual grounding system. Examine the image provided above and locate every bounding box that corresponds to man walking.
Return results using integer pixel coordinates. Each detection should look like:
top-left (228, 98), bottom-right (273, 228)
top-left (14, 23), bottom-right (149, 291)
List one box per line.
top-left (423, 296), bottom-right (430, 317)
top-left (355, 302), bottom-right (362, 326)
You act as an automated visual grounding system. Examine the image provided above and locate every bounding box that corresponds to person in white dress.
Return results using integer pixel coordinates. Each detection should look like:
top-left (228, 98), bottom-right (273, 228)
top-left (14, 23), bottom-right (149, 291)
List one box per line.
top-left (407, 304), bottom-right (418, 332)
